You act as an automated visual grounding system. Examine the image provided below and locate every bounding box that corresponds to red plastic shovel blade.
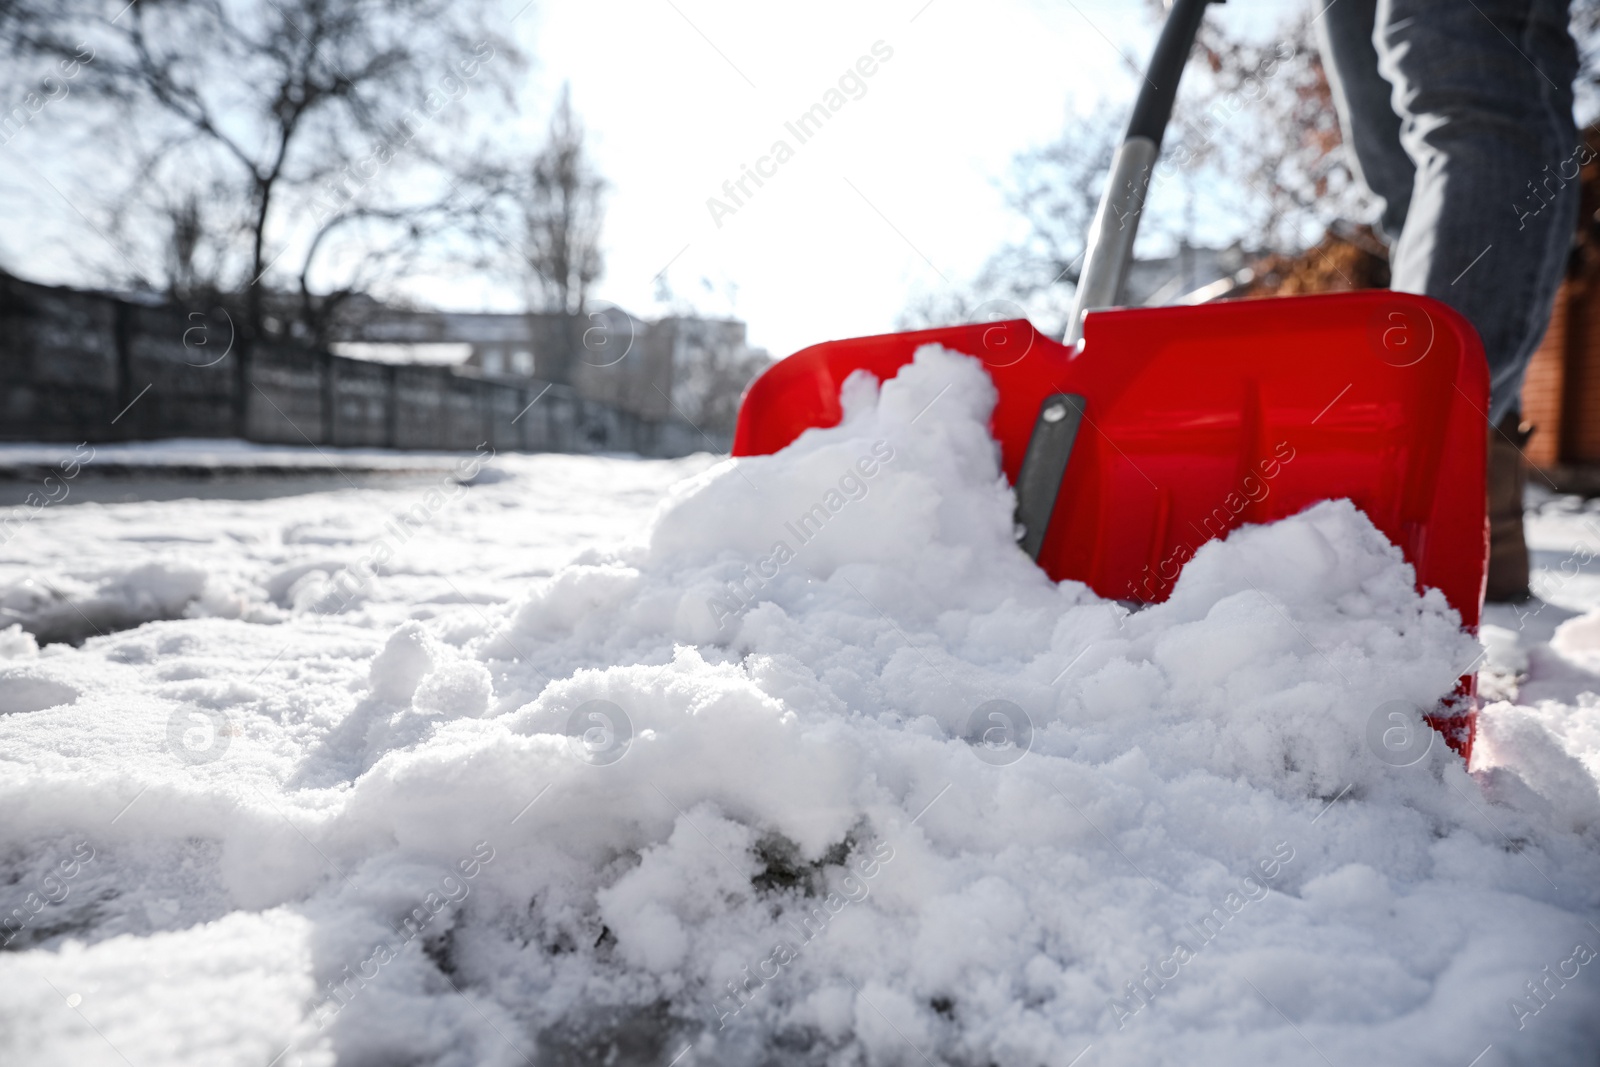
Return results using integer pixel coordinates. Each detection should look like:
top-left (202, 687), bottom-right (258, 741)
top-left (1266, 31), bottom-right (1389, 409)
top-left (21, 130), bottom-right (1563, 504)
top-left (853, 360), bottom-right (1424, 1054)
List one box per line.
top-left (733, 292), bottom-right (1488, 758)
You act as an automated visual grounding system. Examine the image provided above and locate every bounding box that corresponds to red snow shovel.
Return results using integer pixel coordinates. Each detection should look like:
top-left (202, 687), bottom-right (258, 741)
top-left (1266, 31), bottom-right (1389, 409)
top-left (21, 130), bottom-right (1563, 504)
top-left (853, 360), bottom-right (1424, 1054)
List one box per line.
top-left (731, 0), bottom-right (1487, 759)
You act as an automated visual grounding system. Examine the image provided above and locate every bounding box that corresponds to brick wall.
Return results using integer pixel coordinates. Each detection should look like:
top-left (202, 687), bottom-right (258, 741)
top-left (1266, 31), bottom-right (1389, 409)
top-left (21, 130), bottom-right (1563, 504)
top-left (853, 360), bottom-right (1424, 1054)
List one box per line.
top-left (1521, 128), bottom-right (1600, 478)
top-left (1522, 279), bottom-right (1569, 468)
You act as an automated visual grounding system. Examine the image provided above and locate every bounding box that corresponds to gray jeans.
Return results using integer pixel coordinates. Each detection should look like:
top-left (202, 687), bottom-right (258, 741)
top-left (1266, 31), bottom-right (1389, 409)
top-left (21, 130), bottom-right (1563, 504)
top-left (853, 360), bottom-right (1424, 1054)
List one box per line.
top-left (1316, 0), bottom-right (1579, 424)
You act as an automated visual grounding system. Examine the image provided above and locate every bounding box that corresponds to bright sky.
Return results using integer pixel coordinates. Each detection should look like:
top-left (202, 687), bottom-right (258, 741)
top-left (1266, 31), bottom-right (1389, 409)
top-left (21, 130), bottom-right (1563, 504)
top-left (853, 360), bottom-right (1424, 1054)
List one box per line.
top-left (444, 0), bottom-right (1294, 358)
top-left (0, 0), bottom-right (1294, 361)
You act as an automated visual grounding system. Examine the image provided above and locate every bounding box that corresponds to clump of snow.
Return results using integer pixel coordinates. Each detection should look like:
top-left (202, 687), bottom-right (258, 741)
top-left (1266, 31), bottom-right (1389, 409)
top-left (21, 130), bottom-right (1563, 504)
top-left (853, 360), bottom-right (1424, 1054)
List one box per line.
top-left (369, 620), bottom-right (442, 704)
top-left (1553, 610), bottom-right (1600, 665)
top-left (2, 346), bottom-right (1599, 1066)
top-left (0, 622), bottom-right (38, 659)
top-left (0, 561), bottom-right (214, 645)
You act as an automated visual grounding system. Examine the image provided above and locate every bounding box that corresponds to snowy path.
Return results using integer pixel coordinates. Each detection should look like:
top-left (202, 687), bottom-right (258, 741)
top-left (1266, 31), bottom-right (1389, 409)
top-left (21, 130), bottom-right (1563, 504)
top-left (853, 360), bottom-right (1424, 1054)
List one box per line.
top-left (2, 349), bottom-right (1599, 1066)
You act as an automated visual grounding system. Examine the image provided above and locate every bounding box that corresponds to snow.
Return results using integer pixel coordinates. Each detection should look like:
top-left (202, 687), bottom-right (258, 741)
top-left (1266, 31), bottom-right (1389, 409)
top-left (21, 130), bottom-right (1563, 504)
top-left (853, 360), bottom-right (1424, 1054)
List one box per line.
top-left (2, 345), bottom-right (1599, 1066)
top-left (0, 437), bottom-right (483, 472)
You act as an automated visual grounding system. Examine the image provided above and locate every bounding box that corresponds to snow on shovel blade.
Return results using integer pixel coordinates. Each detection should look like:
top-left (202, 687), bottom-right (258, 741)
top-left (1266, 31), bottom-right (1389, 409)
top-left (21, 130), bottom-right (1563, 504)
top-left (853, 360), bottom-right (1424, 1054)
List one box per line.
top-left (733, 290), bottom-right (1488, 758)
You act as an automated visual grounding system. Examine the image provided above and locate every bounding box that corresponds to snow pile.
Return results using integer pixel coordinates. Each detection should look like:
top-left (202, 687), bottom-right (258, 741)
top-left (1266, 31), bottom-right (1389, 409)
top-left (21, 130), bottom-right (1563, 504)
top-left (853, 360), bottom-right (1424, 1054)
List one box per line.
top-left (2, 346), bottom-right (1599, 1066)
top-left (0, 561), bottom-right (217, 644)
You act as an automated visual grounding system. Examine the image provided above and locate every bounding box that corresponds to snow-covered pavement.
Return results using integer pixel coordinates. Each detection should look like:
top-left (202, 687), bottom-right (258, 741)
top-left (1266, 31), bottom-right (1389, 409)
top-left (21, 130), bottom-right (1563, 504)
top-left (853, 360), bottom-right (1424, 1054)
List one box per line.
top-left (2, 347), bottom-right (1598, 1066)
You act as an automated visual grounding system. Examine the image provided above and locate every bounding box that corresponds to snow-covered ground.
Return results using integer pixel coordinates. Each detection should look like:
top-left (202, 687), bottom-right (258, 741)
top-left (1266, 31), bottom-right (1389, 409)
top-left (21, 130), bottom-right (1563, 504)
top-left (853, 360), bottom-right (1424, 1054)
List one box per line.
top-left (0, 438), bottom-right (486, 472)
top-left (0, 438), bottom-right (496, 510)
top-left (2, 348), bottom-right (1598, 1066)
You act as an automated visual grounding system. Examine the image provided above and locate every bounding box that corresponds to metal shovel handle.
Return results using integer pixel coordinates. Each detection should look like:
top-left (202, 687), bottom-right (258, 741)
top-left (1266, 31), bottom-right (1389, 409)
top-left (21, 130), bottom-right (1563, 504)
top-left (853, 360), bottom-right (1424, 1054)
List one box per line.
top-left (1064, 0), bottom-right (1218, 346)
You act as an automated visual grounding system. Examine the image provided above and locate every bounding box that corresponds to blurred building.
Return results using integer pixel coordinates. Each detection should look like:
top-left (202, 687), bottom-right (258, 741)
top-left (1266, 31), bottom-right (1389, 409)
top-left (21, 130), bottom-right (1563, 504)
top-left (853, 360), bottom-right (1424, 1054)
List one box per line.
top-left (1122, 240), bottom-right (1261, 308)
top-left (329, 303), bottom-right (766, 431)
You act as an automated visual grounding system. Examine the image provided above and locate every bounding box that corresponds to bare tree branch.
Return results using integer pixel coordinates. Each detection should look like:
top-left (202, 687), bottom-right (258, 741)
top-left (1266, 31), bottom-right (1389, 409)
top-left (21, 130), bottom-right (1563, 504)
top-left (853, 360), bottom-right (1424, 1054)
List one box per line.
top-left (0, 0), bottom-right (523, 342)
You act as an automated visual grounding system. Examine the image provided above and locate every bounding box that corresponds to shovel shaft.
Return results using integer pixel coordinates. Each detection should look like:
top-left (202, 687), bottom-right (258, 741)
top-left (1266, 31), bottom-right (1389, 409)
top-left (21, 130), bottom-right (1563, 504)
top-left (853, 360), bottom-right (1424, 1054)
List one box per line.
top-left (1065, 0), bottom-right (1217, 346)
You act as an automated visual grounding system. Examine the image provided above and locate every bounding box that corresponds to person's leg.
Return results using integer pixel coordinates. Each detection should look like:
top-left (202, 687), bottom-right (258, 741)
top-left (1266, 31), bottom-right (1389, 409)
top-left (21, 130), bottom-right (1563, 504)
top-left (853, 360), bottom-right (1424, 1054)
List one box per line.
top-left (1488, 412), bottom-right (1534, 600)
top-left (1376, 0), bottom-right (1579, 426)
top-left (1314, 0), bottom-right (1416, 239)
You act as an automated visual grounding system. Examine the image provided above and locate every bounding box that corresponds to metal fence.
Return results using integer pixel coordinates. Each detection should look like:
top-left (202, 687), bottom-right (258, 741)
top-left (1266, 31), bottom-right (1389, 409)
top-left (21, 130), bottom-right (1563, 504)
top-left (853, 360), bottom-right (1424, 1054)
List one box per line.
top-left (0, 273), bottom-right (711, 456)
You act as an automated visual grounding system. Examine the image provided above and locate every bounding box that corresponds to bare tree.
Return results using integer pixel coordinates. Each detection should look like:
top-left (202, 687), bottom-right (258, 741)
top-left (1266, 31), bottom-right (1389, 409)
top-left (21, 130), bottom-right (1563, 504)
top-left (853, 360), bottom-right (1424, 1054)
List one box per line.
top-left (518, 82), bottom-right (606, 316)
top-left (0, 0), bottom-right (521, 343)
top-left (667, 318), bottom-right (768, 437)
top-left (898, 108), bottom-right (1119, 334)
top-left (1570, 0), bottom-right (1600, 121)
top-left (903, 7), bottom-right (1359, 329)
top-left (1173, 8), bottom-right (1359, 252)
top-left (160, 192), bottom-right (208, 300)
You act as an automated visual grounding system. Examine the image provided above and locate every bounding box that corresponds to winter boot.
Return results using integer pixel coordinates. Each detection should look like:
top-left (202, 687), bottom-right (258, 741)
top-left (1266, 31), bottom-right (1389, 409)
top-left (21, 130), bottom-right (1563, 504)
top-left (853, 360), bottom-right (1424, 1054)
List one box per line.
top-left (1486, 413), bottom-right (1532, 603)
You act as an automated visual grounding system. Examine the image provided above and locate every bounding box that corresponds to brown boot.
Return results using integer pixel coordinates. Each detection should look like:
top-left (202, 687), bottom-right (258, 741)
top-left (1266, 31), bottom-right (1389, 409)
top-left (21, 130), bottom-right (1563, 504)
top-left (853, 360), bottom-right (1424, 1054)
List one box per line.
top-left (1486, 413), bottom-right (1531, 603)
